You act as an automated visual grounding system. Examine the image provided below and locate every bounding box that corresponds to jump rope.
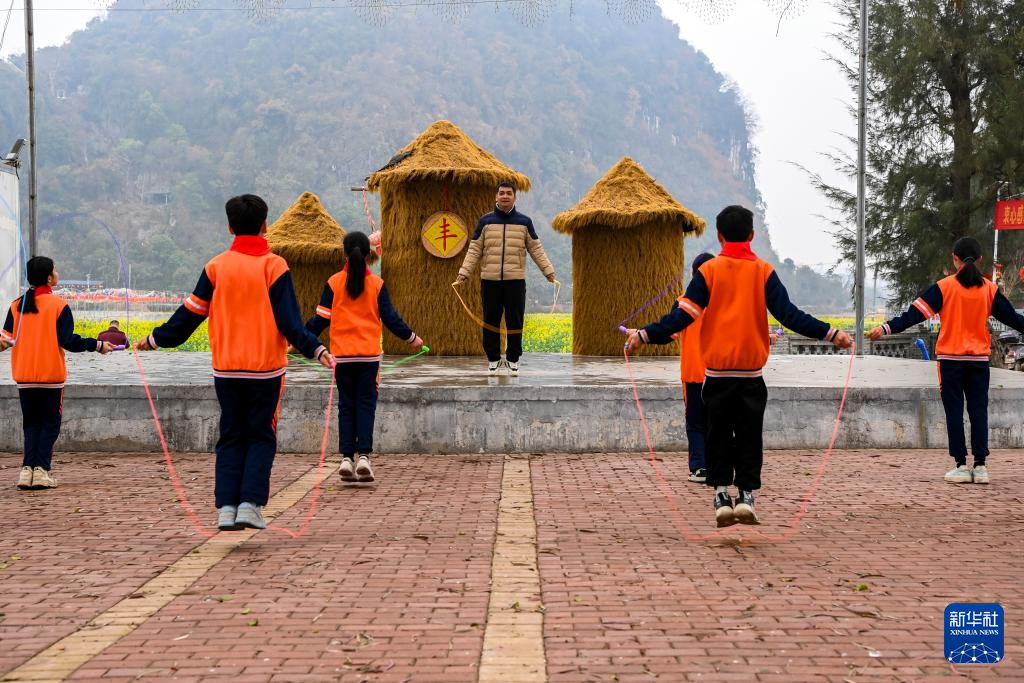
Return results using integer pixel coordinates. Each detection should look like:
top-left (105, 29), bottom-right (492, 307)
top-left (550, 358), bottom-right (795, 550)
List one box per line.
top-left (614, 268), bottom-right (856, 542)
top-left (12, 211), bottom-right (852, 541)
top-left (9, 213), bottom-right (430, 539)
top-left (450, 260), bottom-right (856, 542)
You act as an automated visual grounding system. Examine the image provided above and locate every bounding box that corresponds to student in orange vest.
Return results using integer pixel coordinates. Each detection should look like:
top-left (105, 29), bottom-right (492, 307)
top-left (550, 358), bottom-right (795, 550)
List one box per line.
top-left (679, 252), bottom-right (714, 484)
top-left (870, 236), bottom-right (1024, 484)
top-left (627, 206), bottom-right (852, 527)
top-left (306, 231), bottom-right (424, 483)
top-left (135, 195), bottom-right (336, 531)
top-left (0, 256), bottom-right (115, 490)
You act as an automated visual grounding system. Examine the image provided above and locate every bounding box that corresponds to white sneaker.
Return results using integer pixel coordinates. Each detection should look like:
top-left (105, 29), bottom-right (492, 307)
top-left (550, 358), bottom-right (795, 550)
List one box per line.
top-left (506, 361), bottom-right (519, 375)
top-left (488, 361), bottom-right (500, 376)
top-left (235, 503), bottom-right (266, 530)
top-left (17, 466), bottom-right (33, 490)
top-left (971, 464), bottom-right (989, 484)
top-left (339, 457), bottom-right (356, 481)
top-left (216, 505), bottom-right (238, 531)
top-left (944, 464), bottom-right (973, 483)
top-left (355, 455), bottom-right (375, 482)
top-left (31, 467), bottom-right (56, 489)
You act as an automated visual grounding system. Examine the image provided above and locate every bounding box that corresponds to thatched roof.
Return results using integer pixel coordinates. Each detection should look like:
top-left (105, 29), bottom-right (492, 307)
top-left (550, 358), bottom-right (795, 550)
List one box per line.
top-left (551, 157), bottom-right (705, 236)
top-left (266, 192), bottom-right (346, 265)
top-left (366, 120), bottom-right (531, 193)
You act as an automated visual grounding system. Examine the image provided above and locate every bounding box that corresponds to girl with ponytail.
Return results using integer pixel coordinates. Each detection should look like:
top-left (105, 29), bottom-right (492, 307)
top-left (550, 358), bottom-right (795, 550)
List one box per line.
top-left (0, 256), bottom-right (114, 490)
top-left (305, 231), bottom-right (425, 484)
top-left (870, 236), bottom-right (1024, 485)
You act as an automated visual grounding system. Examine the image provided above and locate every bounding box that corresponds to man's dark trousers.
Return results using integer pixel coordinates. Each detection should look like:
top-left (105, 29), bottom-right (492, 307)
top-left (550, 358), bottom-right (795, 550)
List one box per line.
top-left (701, 376), bottom-right (768, 491)
top-left (213, 376), bottom-right (284, 508)
top-left (481, 279), bottom-right (526, 363)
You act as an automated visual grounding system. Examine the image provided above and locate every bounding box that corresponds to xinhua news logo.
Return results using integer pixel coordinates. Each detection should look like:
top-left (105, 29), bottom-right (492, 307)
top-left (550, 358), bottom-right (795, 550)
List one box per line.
top-left (944, 603), bottom-right (1003, 664)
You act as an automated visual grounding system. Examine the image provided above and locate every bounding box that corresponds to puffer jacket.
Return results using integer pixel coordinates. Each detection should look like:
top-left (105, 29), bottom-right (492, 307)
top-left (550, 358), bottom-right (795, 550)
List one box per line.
top-left (458, 206), bottom-right (555, 282)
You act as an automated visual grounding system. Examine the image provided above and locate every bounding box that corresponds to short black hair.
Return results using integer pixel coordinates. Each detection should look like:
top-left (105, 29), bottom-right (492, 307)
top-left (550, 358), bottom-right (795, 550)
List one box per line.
top-left (225, 194), bottom-right (269, 235)
top-left (110, 319), bottom-right (120, 326)
top-left (716, 205), bottom-right (754, 242)
top-left (691, 252), bottom-right (714, 276)
top-left (497, 182), bottom-right (517, 194)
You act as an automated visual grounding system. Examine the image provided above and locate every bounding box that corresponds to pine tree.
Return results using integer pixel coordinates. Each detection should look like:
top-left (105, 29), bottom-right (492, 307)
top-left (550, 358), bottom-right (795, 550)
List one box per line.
top-left (813, 0), bottom-right (1024, 306)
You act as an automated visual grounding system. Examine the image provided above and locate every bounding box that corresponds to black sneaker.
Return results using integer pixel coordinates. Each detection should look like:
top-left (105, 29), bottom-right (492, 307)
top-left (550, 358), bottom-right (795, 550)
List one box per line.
top-left (687, 468), bottom-right (707, 483)
top-left (734, 490), bottom-right (760, 525)
top-left (714, 492), bottom-right (736, 527)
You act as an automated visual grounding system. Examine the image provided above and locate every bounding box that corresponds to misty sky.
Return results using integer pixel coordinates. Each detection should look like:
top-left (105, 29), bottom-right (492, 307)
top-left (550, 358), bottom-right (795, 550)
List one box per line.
top-left (0, 0), bottom-right (855, 269)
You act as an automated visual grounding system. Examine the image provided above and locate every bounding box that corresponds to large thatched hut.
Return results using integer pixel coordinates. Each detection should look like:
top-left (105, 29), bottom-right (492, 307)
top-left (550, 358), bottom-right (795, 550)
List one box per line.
top-left (552, 157), bottom-right (705, 356)
top-left (266, 192), bottom-right (346, 342)
top-left (367, 120), bottom-right (531, 355)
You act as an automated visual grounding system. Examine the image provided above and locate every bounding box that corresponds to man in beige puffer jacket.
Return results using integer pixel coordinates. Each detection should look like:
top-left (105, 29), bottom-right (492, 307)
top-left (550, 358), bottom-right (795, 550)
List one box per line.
top-left (457, 182), bottom-right (556, 375)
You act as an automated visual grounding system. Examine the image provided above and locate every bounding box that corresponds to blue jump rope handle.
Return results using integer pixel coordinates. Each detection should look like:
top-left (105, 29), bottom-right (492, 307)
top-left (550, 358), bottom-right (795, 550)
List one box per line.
top-left (914, 338), bottom-right (930, 361)
top-left (618, 325), bottom-right (629, 334)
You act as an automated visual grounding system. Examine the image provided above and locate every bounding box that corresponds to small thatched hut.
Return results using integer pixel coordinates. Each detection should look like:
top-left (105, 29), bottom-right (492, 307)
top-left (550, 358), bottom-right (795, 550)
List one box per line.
top-left (266, 192), bottom-right (346, 342)
top-left (552, 157), bottom-right (705, 356)
top-left (367, 120), bottom-right (531, 356)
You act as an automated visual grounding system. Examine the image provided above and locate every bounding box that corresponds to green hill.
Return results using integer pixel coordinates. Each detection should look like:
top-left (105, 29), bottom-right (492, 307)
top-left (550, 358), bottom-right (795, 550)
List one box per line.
top-left (0, 0), bottom-right (848, 309)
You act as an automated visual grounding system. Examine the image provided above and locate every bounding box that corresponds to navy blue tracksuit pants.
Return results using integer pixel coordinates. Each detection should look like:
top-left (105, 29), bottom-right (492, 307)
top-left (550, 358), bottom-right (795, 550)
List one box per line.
top-left (19, 388), bottom-right (63, 470)
top-left (938, 360), bottom-right (989, 465)
top-left (684, 382), bottom-right (706, 472)
top-left (702, 376), bottom-right (768, 491)
top-left (213, 376), bottom-right (284, 508)
top-left (335, 361), bottom-right (380, 457)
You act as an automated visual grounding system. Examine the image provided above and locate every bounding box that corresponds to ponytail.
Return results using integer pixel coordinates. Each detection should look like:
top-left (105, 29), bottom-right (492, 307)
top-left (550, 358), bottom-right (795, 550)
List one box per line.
top-left (952, 236), bottom-right (984, 288)
top-left (17, 289), bottom-right (37, 315)
top-left (343, 231), bottom-right (371, 299)
top-left (20, 256), bottom-right (55, 315)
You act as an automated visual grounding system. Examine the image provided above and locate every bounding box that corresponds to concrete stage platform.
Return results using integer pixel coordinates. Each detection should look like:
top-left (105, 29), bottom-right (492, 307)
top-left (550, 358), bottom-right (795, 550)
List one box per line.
top-left (1, 353), bottom-right (1023, 453)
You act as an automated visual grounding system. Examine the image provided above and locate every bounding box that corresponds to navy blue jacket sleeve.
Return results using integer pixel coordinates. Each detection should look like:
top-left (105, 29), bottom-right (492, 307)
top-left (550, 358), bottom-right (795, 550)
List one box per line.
top-left (379, 284), bottom-right (415, 342)
top-left (152, 270), bottom-right (214, 349)
top-left (991, 290), bottom-right (1024, 333)
top-left (765, 272), bottom-right (834, 340)
top-left (269, 271), bottom-right (326, 359)
top-left (525, 216), bottom-right (540, 240)
top-left (3, 308), bottom-right (12, 337)
top-left (56, 306), bottom-right (99, 352)
top-left (305, 282), bottom-right (333, 338)
top-left (641, 272), bottom-right (711, 344)
top-left (882, 284), bottom-right (943, 335)
top-left (472, 215), bottom-right (487, 240)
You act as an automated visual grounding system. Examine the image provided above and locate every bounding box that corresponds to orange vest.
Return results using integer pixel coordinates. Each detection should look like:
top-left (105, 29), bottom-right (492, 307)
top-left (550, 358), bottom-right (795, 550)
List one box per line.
top-left (204, 250), bottom-right (291, 378)
top-left (691, 256), bottom-right (775, 374)
top-left (935, 275), bottom-right (997, 360)
top-left (679, 317), bottom-right (706, 384)
top-left (327, 270), bottom-right (384, 360)
top-left (8, 293), bottom-right (70, 387)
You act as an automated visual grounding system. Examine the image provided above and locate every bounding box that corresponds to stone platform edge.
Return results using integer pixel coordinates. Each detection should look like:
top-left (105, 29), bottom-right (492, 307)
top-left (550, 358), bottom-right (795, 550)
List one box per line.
top-left (1, 382), bottom-right (1021, 453)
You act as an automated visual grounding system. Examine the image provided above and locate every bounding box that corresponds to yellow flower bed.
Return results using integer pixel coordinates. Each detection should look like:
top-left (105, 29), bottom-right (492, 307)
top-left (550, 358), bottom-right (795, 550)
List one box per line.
top-left (73, 320), bottom-right (211, 352)
top-left (522, 313), bottom-right (572, 353)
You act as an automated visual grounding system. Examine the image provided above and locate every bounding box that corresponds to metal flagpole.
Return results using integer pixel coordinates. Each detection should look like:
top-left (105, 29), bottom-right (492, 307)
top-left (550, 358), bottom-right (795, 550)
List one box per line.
top-left (854, 0), bottom-right (868, 355)
top-left (992, 183), bottom-right (1006, 281)
top-left (24, 0), bottom-right (38, 258)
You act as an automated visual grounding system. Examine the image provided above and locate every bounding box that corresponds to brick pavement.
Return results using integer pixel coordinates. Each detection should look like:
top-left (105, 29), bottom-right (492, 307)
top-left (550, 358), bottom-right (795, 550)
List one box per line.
top-left (532, 450), bottom-right (1023, 682)
top-left (0, 449), bottom-right (1021, 682)
top-left (0, 452), bottom-right (314, 676)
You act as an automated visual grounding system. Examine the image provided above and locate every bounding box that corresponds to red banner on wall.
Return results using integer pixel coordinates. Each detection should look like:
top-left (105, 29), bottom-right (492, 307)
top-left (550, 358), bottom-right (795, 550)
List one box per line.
top-left (996, 200), bottom-right (1024, 230)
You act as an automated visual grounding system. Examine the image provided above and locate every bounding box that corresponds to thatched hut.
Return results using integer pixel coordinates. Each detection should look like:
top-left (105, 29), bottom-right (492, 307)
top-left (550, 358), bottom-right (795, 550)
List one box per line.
top-left (367, 120), bottom-right (531, 355)
top-left (552, 157), bottom-right (705, 356)
top-left (266, 192), bottom-right (346, 342)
